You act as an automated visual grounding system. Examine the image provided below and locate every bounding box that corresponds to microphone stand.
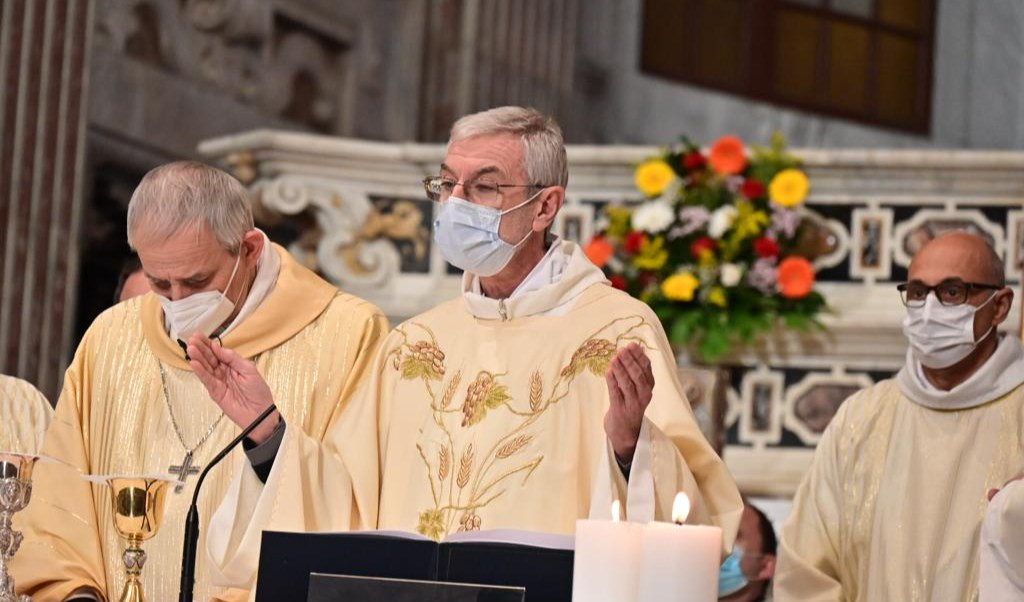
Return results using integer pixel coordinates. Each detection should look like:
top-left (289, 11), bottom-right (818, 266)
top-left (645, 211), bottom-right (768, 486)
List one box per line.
top-left (178, 404), bottom-right (278, 602)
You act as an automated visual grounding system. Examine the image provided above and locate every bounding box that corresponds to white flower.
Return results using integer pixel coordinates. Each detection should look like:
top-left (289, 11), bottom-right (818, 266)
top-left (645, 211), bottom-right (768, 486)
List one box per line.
top-left (720, 263), bottom-right (743, 287)
top-left (708, 205), bottom-right (739, 238)
top-left (631, 200), bottom-right (675, 234)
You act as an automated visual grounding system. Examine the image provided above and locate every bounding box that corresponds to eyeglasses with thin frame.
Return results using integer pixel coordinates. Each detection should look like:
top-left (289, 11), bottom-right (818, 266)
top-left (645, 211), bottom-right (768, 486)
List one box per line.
top-left (896, 278), bottom-right (1003, 307)
top-left (422, 176), bottom-right (548, 206)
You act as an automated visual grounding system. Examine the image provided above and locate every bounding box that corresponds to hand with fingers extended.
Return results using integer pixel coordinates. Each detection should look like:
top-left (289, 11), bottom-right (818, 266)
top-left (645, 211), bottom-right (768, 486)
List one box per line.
top-left (187, 333), bottom-right (281, 445)
top-left (604, 342), bottom-right (655, 463)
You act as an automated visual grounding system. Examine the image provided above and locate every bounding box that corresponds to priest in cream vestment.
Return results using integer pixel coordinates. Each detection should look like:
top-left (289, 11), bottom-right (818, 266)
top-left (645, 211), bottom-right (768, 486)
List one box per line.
top-left (190, 106), bottom-right (744, 593)
top-left (0, 374), bottom-right (52, 454)
top-left (11, 162), bottom-right (387, 602)
top-left (776, 232), bottom-right (1024, 602)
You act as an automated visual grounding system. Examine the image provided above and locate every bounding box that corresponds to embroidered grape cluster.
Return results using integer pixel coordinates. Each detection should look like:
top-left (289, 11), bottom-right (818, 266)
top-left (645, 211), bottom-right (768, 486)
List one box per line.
top-left (462, 372), bottom-right (495, 426)
top-left (458, 512), bottom-right (482, 532)
top-left (561, 338), bottom-right (617, 377)
top-left (411, 341), bottom-right (446, 377)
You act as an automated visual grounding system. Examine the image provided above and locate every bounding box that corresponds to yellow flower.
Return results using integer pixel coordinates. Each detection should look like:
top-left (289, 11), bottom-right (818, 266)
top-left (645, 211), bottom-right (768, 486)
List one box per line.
top-left (733, 200), bottom-right (770, 240)
top-left (769, 168), bottom-right (810, 207)
top-left (634, 236), bottom-right (669, 270)
top-left (662, 272), bottom-right (700, 301)
top-left (634, 159), bottom-right (676, 197)
top-left (708, 286), bottom-right (728, 307)
top-left (697, 248), bottom-right (717, 269)
top-left (606, 205), bottom-right (633, 238)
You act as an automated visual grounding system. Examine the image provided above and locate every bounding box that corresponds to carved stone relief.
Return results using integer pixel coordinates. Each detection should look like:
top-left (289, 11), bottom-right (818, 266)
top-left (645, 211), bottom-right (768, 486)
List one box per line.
top-left (94, 0), bottom-right (352, 134)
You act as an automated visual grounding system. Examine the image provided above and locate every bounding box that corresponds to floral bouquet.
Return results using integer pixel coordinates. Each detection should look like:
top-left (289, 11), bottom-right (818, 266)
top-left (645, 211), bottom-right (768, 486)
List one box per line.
top-left (584, 134), bottom-right (828, 362)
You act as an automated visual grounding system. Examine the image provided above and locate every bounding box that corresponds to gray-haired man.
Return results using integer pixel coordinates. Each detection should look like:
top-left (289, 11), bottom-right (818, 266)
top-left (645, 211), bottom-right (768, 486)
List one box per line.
top-left (192, 106), bottom-right (743, 593)
top-left (14, 162), bottom-right (387, 602)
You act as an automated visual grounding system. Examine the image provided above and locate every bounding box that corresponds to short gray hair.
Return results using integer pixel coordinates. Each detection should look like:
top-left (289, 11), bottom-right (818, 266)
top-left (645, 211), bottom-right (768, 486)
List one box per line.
top-left (126, 161), bottom-right (254, 254)
top-left (449, 106), bottom-right (569, 188)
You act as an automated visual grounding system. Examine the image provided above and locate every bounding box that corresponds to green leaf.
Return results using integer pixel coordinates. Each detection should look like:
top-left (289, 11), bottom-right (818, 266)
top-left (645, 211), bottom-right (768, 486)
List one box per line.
top-left (669, 311), bottom-right (702, 344)
top-left (485, 383), bottom-right (512, 409)
top-left (401, 358), bottom-right (428, 381)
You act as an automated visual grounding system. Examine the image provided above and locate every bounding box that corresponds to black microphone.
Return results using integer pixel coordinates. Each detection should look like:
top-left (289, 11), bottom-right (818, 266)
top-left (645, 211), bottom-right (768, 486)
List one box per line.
top-left (178, 404), bottom-right (279, 602)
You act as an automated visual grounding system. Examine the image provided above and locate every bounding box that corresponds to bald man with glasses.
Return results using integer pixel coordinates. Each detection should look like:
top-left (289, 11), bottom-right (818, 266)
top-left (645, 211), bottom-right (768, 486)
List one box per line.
top-left (776, 231), bottom-right (1024, 602)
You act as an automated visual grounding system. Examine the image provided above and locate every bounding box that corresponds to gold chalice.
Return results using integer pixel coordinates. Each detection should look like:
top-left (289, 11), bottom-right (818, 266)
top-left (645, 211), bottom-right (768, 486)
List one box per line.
top-left (105, 476), bottom-right (172, 602)
top-left (0, 453), bottom-right (39, 602)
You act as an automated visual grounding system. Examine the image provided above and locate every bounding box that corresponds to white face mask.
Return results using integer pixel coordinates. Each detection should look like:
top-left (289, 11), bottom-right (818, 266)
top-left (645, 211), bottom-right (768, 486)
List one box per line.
top-left (432, 191), bottom-right (541, 277)
top-left (158, 254), bottom-right (242, 343)
top-left (902, 292), bottom-right (996, 369)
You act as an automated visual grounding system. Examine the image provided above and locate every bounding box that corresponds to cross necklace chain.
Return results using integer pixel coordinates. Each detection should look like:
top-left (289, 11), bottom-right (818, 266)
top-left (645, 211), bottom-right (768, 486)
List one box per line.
top-left (159, 362), bottom-right (226, 493)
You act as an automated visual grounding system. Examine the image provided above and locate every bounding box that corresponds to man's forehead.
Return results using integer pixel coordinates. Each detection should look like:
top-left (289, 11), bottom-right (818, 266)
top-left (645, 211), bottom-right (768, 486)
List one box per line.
top-left (909, 246), bottom-right (989, 282)
top-left (139, 239), bottom-right (228, 280)
top-left (442, 135), bottom-right (524, 177)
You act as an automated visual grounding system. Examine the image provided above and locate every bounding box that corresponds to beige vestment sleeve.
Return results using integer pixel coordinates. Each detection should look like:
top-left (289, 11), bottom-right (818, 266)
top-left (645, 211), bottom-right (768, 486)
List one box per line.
top-left (207, 331), bottom-right (389, 591)
top-left (11, 342), bottom-right (109, 601)
top-left (0, 374), bottom-right (53, 454)
top-left (775, 404), bottom-right (847, 602)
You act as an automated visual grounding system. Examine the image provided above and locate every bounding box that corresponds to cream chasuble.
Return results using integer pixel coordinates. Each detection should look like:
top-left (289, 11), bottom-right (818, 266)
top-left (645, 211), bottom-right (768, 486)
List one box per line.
top-left (0, 375), bottom-right (53, 454)
top-left (776, 336), bottom-right (1024, 602)
top-left (11, 245), bottom-right (388, 602)
top-left (207, 240), bottom-right (743, 592)
top-left (980, 478), bottom-right (1024, 601)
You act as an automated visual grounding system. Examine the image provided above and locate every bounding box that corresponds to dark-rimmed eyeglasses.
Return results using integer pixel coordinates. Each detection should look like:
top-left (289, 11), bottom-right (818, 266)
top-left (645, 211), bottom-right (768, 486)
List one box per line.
top-left (422, 176), bottom-right (547, 205)
top-left (896, 278), bottom-right (1003, 307)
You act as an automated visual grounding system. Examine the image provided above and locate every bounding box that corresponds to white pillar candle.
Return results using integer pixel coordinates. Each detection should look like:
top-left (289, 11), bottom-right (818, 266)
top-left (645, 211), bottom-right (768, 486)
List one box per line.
top-left (572, 500), bottom-right (643, 602)
top-left (636, 493), bottom-right (722, 602)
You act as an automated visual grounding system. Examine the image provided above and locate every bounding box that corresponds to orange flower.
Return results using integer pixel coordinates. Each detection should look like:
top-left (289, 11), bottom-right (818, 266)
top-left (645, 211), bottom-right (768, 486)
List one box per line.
top-left (584, 236), bottom-right (614, 268)
top-left (708, 135), bottom-right (747, 175)
top-left (777, 256), bottom-right (815, 299)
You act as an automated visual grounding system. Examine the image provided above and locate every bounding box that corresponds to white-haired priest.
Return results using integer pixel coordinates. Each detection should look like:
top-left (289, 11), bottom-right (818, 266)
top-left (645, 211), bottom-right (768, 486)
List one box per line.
top-left (13, 162), bottom-right (387, 602)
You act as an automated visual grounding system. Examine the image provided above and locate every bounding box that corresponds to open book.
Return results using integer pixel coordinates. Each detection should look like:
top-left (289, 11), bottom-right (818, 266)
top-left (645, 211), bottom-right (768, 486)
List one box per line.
top-left (361, 528), bottom-right (575, 550)
top-left (255, 529), bottom-right (575, 602)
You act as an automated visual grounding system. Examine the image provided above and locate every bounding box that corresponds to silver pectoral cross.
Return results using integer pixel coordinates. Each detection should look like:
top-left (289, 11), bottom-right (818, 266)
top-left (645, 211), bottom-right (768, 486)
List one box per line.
top-left (169, 451), bottom-right (201, 493)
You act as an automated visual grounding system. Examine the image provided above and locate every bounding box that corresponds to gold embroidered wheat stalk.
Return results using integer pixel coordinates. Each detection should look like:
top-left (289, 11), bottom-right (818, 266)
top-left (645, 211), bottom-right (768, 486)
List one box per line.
top-left (496, 434), bottom-right (533, 459)
top-left (438, 446), bottom-right (451, 480)
top-left (457, 444), bottom-right (474, 489)
top-left (529, 371), bottom-right (543, 411)
top-left (442, 371), bottom-right (462, 409)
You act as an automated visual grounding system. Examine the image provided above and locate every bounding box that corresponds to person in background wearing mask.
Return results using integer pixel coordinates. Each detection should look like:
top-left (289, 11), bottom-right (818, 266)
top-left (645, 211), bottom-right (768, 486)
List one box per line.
top-left (775, 231), bottom-right (1024, 601)
top-left (191, 106), bottom-right (742, 592)
top-left (719, 502), bottom-right (777, 601)
top-left (12, 162), bottom-right (388, 602)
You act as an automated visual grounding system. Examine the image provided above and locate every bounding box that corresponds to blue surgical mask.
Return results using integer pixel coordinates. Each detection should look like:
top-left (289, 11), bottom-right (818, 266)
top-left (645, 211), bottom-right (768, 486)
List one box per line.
top-left (718, 545), bottom-right (748, 597)
top-left (433, 191), bottom-right (541, 277)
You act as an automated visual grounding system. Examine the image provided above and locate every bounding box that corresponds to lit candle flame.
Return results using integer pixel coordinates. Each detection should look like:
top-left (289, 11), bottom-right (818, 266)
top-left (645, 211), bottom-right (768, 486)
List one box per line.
top-left (611, 499), bottom-right (622, 523)
top-left (672, 492), bottom-right (690, 525)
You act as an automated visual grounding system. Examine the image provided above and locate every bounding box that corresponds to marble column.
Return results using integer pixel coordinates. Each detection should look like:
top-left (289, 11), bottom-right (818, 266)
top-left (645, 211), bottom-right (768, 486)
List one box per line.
top-left (0, 0), bottom-right (95, 402)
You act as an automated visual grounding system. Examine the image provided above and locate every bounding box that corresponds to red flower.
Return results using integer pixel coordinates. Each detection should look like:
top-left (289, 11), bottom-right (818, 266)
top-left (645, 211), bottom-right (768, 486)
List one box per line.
top-left (637, 271), bottom-right (658, 289)
top-left (753, 236), bottom-right (780, 258)
top-left (610, 275), bottom-right (628, 290)
top-left (683, 151), bottom-right (706, 170)
top-left (709, 135), bottom-right (747, 175)
top-left (624, 231), bottom-right (648, 255)
top-left (584, 236), bottom-right (614, 268)
top-left (741, 178), bottom-right (766, 199)
top-left (778, 256), bottom-right (815, 299)
top-left (690, 236), bottom-right (717, 259)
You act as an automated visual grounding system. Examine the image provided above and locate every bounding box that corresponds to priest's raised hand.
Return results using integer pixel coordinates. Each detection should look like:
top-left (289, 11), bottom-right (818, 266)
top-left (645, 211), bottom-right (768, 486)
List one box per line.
top-left (604, 342), bottom-right (654, 463)
top-left (187, 333), bottom-right (281, 445)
